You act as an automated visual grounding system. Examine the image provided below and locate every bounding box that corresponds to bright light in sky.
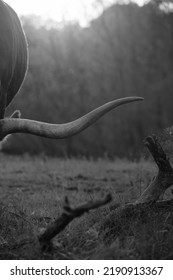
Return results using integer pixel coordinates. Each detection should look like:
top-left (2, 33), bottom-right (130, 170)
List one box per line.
top-left (5, 0), bottom-right (146, 26)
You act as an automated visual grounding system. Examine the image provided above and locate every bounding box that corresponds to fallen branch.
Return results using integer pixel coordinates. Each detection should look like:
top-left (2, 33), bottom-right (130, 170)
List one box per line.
top-left (39, 193), bottom-right (112, 249)
top-left (39, 135), bottom-right (173, 250)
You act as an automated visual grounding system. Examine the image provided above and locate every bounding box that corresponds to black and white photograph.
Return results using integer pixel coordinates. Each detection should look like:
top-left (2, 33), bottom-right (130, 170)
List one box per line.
top-left (0, 0), bottom-right (173, 269)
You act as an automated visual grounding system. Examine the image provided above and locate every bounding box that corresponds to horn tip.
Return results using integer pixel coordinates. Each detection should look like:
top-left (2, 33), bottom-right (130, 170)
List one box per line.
top-left (131, 96), bottom-right (144, 101)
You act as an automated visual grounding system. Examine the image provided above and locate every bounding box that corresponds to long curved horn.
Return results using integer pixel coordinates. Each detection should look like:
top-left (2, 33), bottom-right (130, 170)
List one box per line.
top-left (0, 96), bottom-right (143, 140)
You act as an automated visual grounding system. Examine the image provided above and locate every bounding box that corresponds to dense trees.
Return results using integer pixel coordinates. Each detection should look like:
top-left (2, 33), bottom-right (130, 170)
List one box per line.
top-left (4, 1), bottom-right (173, 158)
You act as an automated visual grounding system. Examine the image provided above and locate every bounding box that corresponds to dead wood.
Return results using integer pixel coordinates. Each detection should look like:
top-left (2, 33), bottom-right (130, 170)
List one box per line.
top-left (39, 135), bottom-right (173, 250)
top-left (136, 135), bottom-right (173, 203)
top-left (100, 135), bottom-right (173, 241)
top-left (38, 194), bottom-right (112, 249)
top-left (109, 134), bottom-right (173, 213)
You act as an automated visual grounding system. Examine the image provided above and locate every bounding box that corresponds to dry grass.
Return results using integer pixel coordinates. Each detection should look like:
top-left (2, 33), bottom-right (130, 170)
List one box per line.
top-left (0, 153), bottom-right (172, 259)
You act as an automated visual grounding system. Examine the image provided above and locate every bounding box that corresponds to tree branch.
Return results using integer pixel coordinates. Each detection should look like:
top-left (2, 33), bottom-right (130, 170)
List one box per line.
top-left (39, 193), bottom-right (112, 249)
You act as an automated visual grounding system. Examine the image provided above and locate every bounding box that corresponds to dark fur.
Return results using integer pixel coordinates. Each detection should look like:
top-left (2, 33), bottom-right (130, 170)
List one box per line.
top-left (0, 0), bottom-right (28, 112)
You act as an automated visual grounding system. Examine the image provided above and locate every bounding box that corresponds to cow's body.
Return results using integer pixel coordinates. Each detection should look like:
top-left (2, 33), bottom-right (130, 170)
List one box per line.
top-left (0, 0), bottom-right (28, 111)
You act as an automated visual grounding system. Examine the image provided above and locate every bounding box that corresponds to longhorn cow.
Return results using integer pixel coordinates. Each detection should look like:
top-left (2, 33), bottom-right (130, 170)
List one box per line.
top-left (0, 0), bottom-right (143, 143)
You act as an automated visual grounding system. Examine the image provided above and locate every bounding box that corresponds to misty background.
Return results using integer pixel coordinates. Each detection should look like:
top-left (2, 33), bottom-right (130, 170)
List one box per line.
top-left (4, 0), bottom-right (173, 158)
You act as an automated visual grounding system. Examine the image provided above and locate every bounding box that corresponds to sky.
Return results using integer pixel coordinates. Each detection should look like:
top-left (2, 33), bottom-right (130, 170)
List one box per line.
top-left (5, 0), bottom-right (147, 26)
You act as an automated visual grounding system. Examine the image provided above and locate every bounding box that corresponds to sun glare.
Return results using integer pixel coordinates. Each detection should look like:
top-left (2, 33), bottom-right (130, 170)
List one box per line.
top-left (5, 0), bottom-right (146, 26)
top-left (5, 0), bottom-right (98, 26)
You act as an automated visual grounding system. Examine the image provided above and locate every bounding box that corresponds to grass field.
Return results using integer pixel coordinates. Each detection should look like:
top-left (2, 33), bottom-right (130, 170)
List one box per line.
top-left (0, 153), bottom-right (172, 259)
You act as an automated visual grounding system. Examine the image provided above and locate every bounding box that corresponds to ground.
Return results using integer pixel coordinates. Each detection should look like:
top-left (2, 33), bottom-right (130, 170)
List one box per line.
top-left (0, 153), bottom-right (172, 259)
